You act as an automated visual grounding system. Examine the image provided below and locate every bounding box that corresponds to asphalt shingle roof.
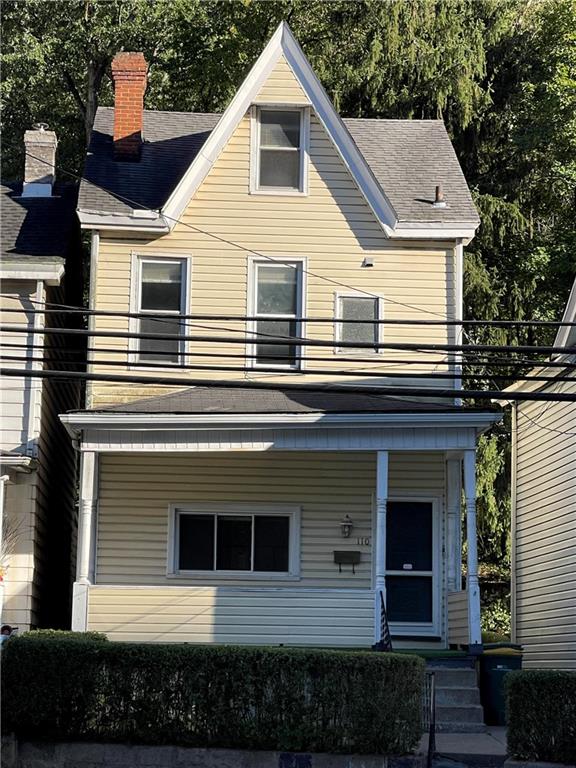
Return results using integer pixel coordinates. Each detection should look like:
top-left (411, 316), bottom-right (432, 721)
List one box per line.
top-left (1, 182), bottom-right (78, 261)
top-left (92, 386), bottom-right (465, 415)
top-left (79, 108), bottom-right (479, 226)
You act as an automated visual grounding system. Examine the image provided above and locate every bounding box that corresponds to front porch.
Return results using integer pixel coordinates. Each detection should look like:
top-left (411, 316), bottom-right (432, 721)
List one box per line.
top-left (61, 391), bottom-right (498, 650)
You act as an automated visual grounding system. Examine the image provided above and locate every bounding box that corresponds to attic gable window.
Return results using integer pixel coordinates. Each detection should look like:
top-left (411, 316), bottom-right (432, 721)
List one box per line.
top-left (251, 107), bottom-right (309, 194)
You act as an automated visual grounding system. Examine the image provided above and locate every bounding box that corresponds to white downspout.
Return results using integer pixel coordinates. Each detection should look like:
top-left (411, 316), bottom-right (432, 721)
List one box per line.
top-left (454, 240), bottom-right (464, 406)
top-left (0, 475), bottom-right (9, 624)
top-left (86, 230), bottom-right (99, 409)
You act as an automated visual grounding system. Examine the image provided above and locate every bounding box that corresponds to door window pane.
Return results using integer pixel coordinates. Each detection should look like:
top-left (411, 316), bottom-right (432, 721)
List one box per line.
top-left (260, 110), bottom-right (300, 148)
top-left (254, 516), bottom-right (289, 572)
top-left (139, 316), bottom-right (182, 363)
top-left (386, 501), bottom-right (433, 572)
top-left (386, 576), bottom-right (433, 623)
top-left (216, 516), bottom-right (252, 571)
top-left (257, 265), bottom-right (298, 315)
top-left (141, 262), bottom-right (182, 311)
top-left (179, 514), bottom-right (214, 570)
top-left (340, 297), bottom-right (379, 348)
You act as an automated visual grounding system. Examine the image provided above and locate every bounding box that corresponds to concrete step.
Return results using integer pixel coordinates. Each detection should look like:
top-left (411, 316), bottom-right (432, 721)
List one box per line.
top-left (428, 667), bottom-right (477, 687)
top-left (436, 704), bottom-right (485, 724)
top-left (436, 685), bottom-right (481, 706)
top-left (435, 720), bottom-right (487, 734)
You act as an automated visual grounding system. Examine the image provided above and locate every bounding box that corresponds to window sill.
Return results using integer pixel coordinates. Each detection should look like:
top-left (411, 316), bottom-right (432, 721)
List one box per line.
top-left (167, 572), bottom-right (301, 582)
top-left (249, 187), bottom-right (308, 197)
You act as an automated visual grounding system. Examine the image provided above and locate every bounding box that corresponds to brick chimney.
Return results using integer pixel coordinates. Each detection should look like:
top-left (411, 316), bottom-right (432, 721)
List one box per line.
top-left (23, 123), bottom-right (57, 197)
top-left (111, 52), bottom-right (148, 161)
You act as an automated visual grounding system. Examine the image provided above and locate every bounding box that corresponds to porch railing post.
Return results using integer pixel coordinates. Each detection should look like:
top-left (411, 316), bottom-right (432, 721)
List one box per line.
top-left (374, 450), bottom-right (389, 644)
top-left (72, 450), bottom-right (98, 631)
top-left (463, 449), bottom-right (482, 652)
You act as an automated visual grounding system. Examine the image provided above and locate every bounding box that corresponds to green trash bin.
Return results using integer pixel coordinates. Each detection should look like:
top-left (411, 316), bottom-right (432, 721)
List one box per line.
top-left (479, 643), bottom-right (523, 726)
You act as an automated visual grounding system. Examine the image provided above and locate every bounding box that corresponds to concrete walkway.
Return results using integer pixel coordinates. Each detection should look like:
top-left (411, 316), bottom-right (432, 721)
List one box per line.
top-left (418, 727), bottom-right (507, 767)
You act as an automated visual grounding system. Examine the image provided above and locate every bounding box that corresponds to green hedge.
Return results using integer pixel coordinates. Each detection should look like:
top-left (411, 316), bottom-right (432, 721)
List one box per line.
top-left (2, 633), bottom-right (424, 755)
top-left (507, 670), bottom-right (576, 764)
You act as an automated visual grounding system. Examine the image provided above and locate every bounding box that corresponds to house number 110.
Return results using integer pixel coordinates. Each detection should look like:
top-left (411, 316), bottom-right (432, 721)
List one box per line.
top-left (356, 537), bottom-right (371, 546)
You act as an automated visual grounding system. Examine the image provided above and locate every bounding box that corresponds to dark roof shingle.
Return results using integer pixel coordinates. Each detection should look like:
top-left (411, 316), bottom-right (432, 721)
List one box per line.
top-left (92, 386), bottom-right (465, 415)
top-left (79, 108), bottom-right (478, 226)
top-left (1, 182), bottom-right (78, 261)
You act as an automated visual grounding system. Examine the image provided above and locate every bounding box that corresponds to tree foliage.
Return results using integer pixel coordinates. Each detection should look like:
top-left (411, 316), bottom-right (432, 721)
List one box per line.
top-left (2, 0), bottom-right (575, 573)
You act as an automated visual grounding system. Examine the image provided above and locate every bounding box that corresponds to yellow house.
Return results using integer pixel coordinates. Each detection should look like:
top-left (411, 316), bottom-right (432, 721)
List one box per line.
top-left (61, 24), bottom-right (499, 661)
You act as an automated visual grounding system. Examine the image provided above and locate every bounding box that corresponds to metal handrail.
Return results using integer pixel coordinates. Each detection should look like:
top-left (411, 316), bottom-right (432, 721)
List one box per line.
top-left (422, 671), bottom-right (436, 768)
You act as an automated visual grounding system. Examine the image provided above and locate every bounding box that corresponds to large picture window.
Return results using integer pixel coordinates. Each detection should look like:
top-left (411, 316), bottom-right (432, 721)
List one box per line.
top-left (135, 258), bottom-right (187, 363)
top-left (171, 505), bottom-right (300, 576)
top-left (252, 108), bottom-right (309, 193)
top-left (250, 260), bottom-right (304, 369)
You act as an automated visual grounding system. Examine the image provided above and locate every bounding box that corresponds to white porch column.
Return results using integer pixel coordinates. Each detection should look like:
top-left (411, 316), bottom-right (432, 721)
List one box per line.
top-left (446, 458), bottom-right (462, 593)
top-left (72, 451), bottom-right (98, 631)
top-left (463, 449), bottom-right (482, 652)
top-left (374, 451), bottom-right (389, 644)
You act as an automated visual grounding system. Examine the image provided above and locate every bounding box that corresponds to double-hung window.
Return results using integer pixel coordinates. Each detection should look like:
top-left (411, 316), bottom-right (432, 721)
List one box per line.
top-left (135, 258), bottom-right (187, 364)
top-left (171, 505), bottom-right (300, 576)
top-left (336, 295), bottom-right (382, 353)
top-left (252, 108), bottom-right (308, 193)
top-left (251, 260), bottom-right (304, 369)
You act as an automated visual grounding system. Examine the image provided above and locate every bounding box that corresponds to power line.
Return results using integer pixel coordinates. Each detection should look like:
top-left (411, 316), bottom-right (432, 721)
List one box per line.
top-left (2, 321), bottom-right (575, 356)
top-left (3, 365), bottom-right (576, 402)
top-left (4, 301), bottom-right (576, 328)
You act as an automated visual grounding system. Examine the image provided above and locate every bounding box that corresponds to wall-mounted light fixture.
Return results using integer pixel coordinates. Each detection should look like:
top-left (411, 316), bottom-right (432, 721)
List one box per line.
top-left (340, 514), bottom-right (354, 538)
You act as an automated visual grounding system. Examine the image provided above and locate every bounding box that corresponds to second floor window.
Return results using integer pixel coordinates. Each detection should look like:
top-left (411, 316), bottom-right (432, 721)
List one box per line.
top-left (137, 259), bottom-right (186, 363)
top-left (253, 108), bottom-right (308, 193)
top-left (251, 261), bottom-right (303, 369)
top-left (336, 295), bottom-right (382, 353)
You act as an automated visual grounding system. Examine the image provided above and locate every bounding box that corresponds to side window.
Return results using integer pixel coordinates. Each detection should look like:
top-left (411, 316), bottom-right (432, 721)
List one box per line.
top-left (251, 261), bottom-right (303, 369)
top-left (253, 108), bottom-right (308, 193)
top-left (136, 258), bottom-right (186, 363)
top-left (336, 295), bottom-right (381, 352)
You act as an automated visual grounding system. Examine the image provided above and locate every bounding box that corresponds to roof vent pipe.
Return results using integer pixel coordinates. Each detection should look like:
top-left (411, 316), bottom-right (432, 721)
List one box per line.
top-left (433, 184), bottom-right (447, 208)
top-left (22, 124), bottom-right (57, 197)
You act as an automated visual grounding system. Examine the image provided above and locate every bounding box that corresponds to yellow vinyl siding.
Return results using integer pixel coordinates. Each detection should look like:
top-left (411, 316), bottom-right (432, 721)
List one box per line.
top-left (89, 66), bottom-right (456, 407)
top-left (255, 55), bottom-right (310, 104)
top-left (95, 451), bottom-right (445, 589)
top-left (514, 380), bottom-right (576, 669)
top-left (87, 586), bottom-right (373, 646)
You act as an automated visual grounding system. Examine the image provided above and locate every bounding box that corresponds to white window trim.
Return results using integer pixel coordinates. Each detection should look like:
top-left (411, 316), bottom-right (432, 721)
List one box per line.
top-left (334, 291), bottom-right (384, 356)
top-left (167, 502), bottom-right (301, 580)
top-left (246, 255), bottom-right (307, 372)
top-left (249, 105), bottom-right (310, 196)
top-left (371, 495), bottom-right (442, 637)
top-left (128, 252), bottom-right (192, 368)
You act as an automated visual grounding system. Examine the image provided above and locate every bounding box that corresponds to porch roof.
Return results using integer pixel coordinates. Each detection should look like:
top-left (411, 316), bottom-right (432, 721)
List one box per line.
top-left (89, 387), bottom-right (489, 416)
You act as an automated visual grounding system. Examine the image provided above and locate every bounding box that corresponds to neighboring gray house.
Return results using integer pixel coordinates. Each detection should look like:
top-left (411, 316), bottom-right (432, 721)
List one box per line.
top-left (507, 277), bottom-right (576, 669)
top-left (0, 127), bottom-right (82, 630)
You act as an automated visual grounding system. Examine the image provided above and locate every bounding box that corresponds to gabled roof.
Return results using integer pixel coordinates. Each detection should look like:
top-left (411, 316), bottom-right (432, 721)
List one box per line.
top-left (78, 22), bottom-right (479, 239)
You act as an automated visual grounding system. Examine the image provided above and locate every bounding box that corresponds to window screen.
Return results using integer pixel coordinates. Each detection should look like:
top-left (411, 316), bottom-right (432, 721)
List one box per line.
top-left (259, 110), bottom-right (301, 190)
top-left (338, 296), bottom-right (379, 349)
top-left (138, 260), bottom-right (184, 363)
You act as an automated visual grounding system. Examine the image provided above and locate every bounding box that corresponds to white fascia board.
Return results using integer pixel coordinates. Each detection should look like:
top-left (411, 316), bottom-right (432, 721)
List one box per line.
top-left (77, 210), bottom-right (170, 234)
top-left (392, 223), bottom-right (478, 242)
top-left (0, 262), bottom-right (64, 286)
top-left (553, 276), bottom-right (576, 348)
top-left (162, 22), bottom-right (398, 234)
top-left (0, 455), bottom-right (36, 474)
top-left (60, 410), bottom-right (501, 438)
